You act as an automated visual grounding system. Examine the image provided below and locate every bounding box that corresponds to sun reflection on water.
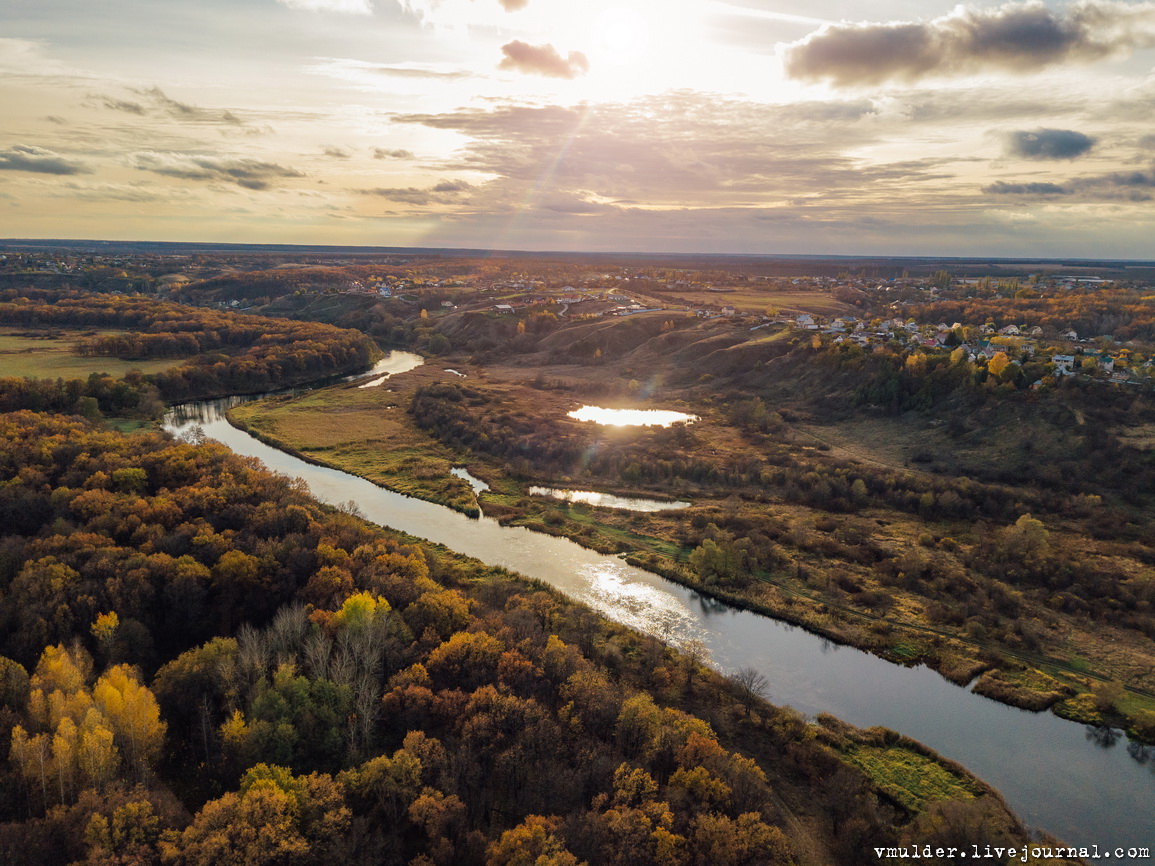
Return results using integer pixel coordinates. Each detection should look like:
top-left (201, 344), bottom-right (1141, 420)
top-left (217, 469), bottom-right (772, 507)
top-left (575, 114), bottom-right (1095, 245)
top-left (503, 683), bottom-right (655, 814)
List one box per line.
top-left (579, 559), bottom-right (709, 655)
top-left (567, 405), bottom-right (698, 427)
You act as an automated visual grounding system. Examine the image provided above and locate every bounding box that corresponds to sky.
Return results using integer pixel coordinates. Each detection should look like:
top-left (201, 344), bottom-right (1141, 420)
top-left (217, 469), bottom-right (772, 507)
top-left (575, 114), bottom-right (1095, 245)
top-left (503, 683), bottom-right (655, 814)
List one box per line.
top-left (3, 0), bottom-right (1155, 257)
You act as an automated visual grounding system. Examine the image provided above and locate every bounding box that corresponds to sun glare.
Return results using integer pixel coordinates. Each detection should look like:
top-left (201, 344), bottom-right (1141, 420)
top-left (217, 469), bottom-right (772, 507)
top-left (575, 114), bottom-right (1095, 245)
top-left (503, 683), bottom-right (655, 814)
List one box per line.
top-left (593, 8), bottom-right (650, 62)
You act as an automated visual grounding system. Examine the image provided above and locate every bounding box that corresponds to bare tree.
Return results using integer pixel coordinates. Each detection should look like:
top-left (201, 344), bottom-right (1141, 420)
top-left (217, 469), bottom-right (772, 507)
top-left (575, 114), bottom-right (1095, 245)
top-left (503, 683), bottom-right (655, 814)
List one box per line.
top-left (732, 667), bottom-right (770, 715)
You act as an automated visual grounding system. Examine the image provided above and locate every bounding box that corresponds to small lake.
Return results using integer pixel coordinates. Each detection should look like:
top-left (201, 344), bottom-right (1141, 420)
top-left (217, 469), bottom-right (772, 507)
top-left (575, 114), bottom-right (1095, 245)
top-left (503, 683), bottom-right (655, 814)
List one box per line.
top-left (568, 405), bottom-right (698, 427)
top-left (354, 351), bottom-right (425, 388)
top-left (529, 486), bottom-right (691, 512)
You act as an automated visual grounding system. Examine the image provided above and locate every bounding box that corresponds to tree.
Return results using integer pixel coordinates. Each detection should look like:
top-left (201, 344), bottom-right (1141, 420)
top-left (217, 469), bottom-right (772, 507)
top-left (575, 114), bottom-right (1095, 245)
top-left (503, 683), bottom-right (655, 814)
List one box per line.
top-left (159, 765), bottom-right (350, 866)
top-left (486, 815), bottom-right (583, 866)
top-left (92, 665), bottom-right (166, 784)
top-left (731, 668), bottom-right (769, 716)
top-left (987, 352), bottom-right (1011, 377)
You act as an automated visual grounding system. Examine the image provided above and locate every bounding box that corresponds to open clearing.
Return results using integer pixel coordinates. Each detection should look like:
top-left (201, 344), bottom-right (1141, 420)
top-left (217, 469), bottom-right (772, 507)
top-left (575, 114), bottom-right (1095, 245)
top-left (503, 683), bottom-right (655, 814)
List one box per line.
top-left (0, 330), bottom-right (189, 378)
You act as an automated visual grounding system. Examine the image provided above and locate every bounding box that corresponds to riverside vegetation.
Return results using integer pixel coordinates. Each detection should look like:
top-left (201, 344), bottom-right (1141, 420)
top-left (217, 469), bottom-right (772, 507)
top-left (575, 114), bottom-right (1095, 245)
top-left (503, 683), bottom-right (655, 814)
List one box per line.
top-left (0, 322), bottom-right (1056, 865)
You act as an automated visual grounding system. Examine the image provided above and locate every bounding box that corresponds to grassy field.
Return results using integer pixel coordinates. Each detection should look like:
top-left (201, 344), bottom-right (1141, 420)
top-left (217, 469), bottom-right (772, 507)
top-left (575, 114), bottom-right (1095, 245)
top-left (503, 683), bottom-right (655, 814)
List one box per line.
top-left (0, 330), bottom-right (188, 378)
top-left (229, 366), bottom-right (481, 515)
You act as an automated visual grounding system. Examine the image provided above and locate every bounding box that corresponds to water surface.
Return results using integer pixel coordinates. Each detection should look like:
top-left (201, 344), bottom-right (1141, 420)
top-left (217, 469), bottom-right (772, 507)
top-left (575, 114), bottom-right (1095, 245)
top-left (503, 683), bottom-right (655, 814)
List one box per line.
top-left (529, 486), bottom-right (691, 512)
top-left (354, 351), bottom-right (424, 387)
top-left (568, 405), bottom-right (698, 427)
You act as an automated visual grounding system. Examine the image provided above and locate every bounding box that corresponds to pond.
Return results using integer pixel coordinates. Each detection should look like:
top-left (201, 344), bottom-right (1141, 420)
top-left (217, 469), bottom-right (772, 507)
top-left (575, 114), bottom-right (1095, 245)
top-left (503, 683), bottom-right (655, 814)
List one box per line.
top-left (354, 351), bottom-right (425, 388)
top-left (567, 405), bottom-right (698, 427)
top-left (529, 486), bottom-right (691, 512)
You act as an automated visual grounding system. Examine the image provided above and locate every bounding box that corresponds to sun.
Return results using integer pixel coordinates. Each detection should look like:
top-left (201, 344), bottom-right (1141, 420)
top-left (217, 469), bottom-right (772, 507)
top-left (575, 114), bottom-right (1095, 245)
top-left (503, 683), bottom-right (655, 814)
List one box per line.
top-left (592, 7), bottom-right (651, 63)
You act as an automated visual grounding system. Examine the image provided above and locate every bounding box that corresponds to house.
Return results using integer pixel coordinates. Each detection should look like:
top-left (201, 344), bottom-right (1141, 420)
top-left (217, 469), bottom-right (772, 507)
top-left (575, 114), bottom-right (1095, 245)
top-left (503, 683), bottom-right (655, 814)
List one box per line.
top-left (721, 305), bottom-right (737, 317)
top-left (1062, 329), bottom-right (1078, 340)
top-left (998, 325), bottom-right (1021, 336)
top-left (1052, 354), bottom-right (1077, 375)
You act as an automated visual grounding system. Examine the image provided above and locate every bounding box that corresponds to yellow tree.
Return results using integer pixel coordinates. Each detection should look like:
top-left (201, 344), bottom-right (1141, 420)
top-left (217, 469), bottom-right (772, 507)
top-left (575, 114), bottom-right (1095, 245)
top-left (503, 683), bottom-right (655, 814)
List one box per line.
top-left (93, 665), bottom-right (166, 784)
top-left (987, 351), bottom-right (1011, 377)
top-left (486, 815), bottom-right (584, 866)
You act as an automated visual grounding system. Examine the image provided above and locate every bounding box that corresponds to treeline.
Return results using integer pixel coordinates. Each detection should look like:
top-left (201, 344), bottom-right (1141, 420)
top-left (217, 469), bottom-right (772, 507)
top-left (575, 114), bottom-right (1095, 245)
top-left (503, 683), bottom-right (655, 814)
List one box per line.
top-left (0, 291), bottom-right (379, 401)
top-left (0, 410), bottom-right (1034, 864)
top-left (0, 370), bottom-right (161, 419)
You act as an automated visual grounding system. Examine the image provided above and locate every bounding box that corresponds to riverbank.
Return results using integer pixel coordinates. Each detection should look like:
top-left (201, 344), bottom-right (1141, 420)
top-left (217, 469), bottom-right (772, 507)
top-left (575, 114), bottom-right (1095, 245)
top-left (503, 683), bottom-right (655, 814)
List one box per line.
top-left (225, 362), bottom-right (1155, 746)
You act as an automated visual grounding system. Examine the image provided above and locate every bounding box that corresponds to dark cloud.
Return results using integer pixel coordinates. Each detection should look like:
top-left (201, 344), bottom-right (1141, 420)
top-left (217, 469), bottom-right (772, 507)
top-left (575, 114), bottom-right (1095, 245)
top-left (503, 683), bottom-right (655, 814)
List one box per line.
top-left (0, 145), bottom-right (91, 175)
top-left (323, 147), bottom-right (351, 159)
top-left (784, 1), bottom-right (1155, 86)
top-left (90, 87), bottom-right (246, 127)
top-left (984, 167), bottom-right (1155, 200)
top-left (360, 180), bottom-right (473, 205)
top-left (372, 148), bottom-right (414, 160)
top-left (498, 41), bottom-right (589, 79)
top-left (99, 96), bottom-right (147, 115)
top-left (499, 0), bottom-right (528, 9)
top-left (132, 152), bottom-right (303, 189)
top-left (44, 116), bottom-right (67, 125)
top-left (137, 87), bottom-right (243, 125)
top-left (983, 180), bottom-right (1070, 195)
top-left (1005, 128), bottom-right (1096, 160)
top-left (1139, 134), bottom-right (1155, 150)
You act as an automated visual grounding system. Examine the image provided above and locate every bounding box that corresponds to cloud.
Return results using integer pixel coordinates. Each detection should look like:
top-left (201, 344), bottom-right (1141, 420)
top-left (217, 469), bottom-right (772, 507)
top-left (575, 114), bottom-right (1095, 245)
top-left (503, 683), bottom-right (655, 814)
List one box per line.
top-left (1139, 134), bottom-right (1155, 150)
top-left (498, 41), bottom-right (589, 78)
top-left (135, 87), bottom-right (243, 125)
top-left (499, 0), bottom-right (529, 9)
top-left (984, 167), bottom-right (1155, 200)
top-left (373, 148), bottom-right (415, 159)
top-left (305, 58), bottom-right (471, 88)
top-left (1005, 128), bottom-right (1096, 159)
top-left (323, 147), bottom-right (351, 159)
top-left (277, 0), bottom-right (373, 13)
top-left (98, 96), bottom-right (147, 115)
top-left (373, 66), bottom-right (469, 80)
top-left (983, 180), bottom-right (1070, 195)
top-left (52, 181), bottom-right (196, 203)
top-left (0, 145), bottom-right (91, 175)
top-left (360, 180), bottom-right (473, 205)
top-left (92, 87), bottom-right (245, 126)
top-left (784, 1), bottom-right (1155, 86)
top-left (391, 92), bottom-right (952, 212)
top-left (131, 152), bottom-right (304, 189)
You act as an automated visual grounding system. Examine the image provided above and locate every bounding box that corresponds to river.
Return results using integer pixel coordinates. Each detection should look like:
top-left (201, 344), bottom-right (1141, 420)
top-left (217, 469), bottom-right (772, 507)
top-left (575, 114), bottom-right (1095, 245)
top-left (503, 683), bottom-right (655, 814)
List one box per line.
top-left (163, 354), bottom-right (1155, 858)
